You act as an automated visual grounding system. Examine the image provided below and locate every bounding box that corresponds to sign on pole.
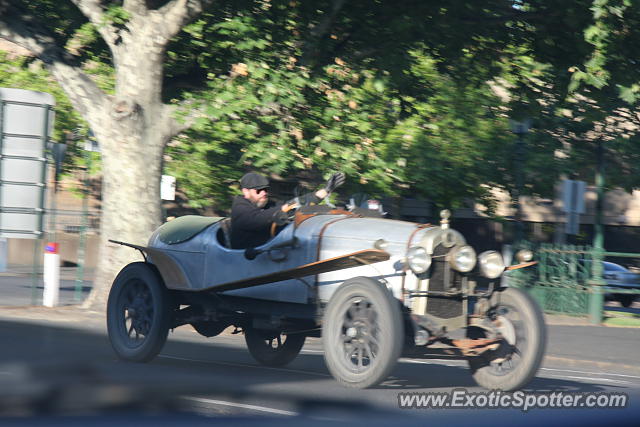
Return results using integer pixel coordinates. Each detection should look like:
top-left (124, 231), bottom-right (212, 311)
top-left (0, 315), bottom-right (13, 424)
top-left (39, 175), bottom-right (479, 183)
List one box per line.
top-left (562, 179), bottom-right (586, 235)
top-left (161, 175), bottom-right (176, 201)
top-left (0, 88), bottom-right (54, 239)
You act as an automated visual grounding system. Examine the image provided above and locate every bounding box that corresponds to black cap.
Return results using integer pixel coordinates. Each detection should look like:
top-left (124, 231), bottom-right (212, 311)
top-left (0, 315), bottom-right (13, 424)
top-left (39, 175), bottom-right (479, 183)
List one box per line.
top-left (240, 172), bottom-right (269, 189)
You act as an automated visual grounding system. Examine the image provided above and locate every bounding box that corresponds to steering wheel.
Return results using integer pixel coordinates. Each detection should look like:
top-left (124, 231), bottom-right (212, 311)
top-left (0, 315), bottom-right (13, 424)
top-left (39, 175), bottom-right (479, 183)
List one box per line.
top-left (270, 201), bottom-right (300, 237)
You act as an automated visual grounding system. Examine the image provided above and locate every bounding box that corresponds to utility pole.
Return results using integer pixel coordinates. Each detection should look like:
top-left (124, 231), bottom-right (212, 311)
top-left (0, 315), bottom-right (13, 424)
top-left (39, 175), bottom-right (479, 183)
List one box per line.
top-left (588, 140), bottom-right (606, 324)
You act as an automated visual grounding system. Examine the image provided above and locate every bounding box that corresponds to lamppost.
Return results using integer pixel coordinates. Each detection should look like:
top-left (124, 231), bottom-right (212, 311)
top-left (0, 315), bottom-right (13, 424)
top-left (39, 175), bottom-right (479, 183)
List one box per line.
top-left (509, 118), bottom-right (531, 244)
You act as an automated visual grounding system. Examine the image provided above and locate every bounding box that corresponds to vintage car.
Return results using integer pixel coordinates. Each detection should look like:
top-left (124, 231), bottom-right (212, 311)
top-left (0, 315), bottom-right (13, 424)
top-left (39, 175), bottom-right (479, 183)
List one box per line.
top-left (107, 207), bottom-right (545, 390)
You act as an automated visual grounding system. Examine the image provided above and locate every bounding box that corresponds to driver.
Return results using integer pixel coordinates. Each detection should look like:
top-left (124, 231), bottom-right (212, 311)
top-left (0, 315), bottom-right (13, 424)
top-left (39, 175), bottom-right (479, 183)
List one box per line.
top-left (230, 172), bottom-right (345, 249)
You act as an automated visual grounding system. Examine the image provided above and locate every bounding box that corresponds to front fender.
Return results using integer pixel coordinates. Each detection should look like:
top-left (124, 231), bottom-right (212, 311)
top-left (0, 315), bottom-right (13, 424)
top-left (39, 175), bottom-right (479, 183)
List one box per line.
top-left (109, 240), bottom-right (194, 290)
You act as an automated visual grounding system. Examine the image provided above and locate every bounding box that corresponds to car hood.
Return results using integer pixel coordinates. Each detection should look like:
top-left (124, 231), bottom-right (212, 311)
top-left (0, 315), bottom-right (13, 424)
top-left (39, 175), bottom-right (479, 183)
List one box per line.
top-left (305, 216), bottom-right (467, 256)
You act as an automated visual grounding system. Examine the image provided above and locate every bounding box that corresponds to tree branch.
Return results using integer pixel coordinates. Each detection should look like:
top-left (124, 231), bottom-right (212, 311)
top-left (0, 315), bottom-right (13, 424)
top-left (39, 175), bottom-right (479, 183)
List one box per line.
top-left (157, 0), bottom-right (214, 41)
top-left (161, 104), bottom-right (182, 137)
top-left (309, 0), bottom-right (347, 39)
top-left (165, 101), bottom-right (203, 136)
top-left (123, 0), bottom-right (147, 16)
top-left (0, 2), bottom-right (108, 127)
top-left (301, 0), bottom-right (347, 66)
top-left (69, 0), bottom-right (119, 49)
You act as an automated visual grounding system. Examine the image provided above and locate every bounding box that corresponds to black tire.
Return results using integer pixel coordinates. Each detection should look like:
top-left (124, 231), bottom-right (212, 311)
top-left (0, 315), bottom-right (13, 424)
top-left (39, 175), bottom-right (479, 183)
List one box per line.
top-left (322, 277), bottom-right (403, 389)
top-left (107, 262), bottom-right (172, 362)
top-left (191, 321), bottom-right (229, 338)
top-left (468, 287), bottom-right (546, 391)
top-left (244, 328), bottom-right (306, 367)
top-left (617, 294), bottom-right (636, 308)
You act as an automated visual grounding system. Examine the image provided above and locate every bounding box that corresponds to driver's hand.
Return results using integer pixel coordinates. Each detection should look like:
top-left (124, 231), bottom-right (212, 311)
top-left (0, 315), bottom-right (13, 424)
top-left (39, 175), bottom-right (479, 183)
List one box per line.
top-left (273, 209), bottom-right (293, 226)
top-left (282, 201), bottom-right (300, 212)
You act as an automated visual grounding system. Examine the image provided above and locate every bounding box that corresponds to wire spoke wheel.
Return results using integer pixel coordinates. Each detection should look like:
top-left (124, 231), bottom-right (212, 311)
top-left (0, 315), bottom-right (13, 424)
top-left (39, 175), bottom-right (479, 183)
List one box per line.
top-left (338, 297), bottom-right (379, 372)
top-left (107, 263), bottom-right (172, 362)
top-left (468, 287), bottom-right (546, 391)
top-left (323, 277), bottom-right (403, 389)
top-left (120, 280), bottom-right (154, 346)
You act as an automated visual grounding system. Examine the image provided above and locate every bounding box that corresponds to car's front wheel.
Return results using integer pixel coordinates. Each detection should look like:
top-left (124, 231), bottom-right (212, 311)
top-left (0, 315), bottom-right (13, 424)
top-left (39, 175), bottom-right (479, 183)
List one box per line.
top-left (322, 277), bottom-right (403, 389)
top-left (467, 287), bottom-right (546, 391)
top-left (107, 262), bottom-right (172, 362)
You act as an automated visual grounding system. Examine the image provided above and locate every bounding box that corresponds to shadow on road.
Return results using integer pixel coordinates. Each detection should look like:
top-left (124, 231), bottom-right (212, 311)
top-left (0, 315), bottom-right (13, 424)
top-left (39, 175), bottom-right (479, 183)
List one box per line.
top-left (0, 318), bottom-right (624, 403)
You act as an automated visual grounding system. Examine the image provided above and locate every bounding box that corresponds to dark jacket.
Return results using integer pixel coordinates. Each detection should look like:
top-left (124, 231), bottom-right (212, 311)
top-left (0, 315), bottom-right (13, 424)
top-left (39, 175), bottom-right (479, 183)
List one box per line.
top-left (230, 195), bottom-right (283, 249)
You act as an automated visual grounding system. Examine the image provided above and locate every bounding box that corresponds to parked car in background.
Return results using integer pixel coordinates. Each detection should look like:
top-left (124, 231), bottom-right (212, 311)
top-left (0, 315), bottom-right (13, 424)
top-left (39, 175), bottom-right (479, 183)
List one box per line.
top-left (602, 261), bottom-right (640, 308)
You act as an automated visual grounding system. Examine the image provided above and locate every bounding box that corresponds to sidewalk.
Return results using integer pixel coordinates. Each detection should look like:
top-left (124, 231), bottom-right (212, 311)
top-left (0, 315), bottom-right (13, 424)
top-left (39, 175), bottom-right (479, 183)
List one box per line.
top-left (0, 264), bottom-right (95, 280)
top-left (0, 265), bottom-right (94, 307)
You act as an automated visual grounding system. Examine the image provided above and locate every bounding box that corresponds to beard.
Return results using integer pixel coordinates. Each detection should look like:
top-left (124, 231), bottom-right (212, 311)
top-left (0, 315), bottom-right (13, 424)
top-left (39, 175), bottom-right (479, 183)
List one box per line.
top-left (255, 198), bottom-right (268, 208)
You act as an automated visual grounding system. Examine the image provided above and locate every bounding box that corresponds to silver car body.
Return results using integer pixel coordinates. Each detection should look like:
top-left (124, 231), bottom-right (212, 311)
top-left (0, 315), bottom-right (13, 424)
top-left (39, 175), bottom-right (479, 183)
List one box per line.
top-left (145, 213), bottom-right (466, 319)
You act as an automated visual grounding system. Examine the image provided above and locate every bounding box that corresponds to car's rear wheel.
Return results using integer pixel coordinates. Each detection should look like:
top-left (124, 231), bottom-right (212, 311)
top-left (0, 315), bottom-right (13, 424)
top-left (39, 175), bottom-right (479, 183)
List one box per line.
top-left (107, 262), bottom-right (172, 362)
top-left (467, 287), bottom-right (546, 391)
top-left (322, 277), bottom-right (403, 389)
top-left (244, 328), bottom-right (306, 366)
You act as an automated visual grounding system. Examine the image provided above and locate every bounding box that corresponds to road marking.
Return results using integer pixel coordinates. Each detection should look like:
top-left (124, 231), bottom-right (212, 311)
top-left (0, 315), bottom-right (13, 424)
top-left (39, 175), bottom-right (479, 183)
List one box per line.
top-left (401, 358), bottom-right (466, 367)
top-left (402, 359), bottom-right (640, 385)
top-left (159, 355), bottom-right (639, 387)
top-left (305, 349), bottom-right (465, 364)
top-left (158, 354), bottom-right (331, 378)
top-left (185, 396), bottom-right (298, 416)
top-left (544, 374), bottom-right (634, 385)
top-left (541, 367), bottom-right (640, 380)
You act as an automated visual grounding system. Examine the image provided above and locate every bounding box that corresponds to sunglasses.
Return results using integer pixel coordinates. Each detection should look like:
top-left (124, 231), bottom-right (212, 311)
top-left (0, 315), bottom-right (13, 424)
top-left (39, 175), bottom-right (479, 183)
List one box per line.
top-left (255, 187), bottom-right (269, 194)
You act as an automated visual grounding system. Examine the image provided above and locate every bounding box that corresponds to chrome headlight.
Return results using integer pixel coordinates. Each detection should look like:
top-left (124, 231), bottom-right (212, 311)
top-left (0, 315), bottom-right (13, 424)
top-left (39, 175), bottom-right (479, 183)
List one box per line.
top-left (449, 245), bottom-right (476, 273)
top-left (406, 246), bottom-right (431, 274)
top-left (478, 251), bottom-right (506, 279)
top-left (515, 249), bottom-right (533, 263)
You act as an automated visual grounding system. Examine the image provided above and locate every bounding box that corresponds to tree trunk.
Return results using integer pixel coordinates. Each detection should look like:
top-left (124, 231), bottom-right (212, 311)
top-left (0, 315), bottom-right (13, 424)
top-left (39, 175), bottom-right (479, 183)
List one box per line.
top-left (81, 123), bottom-right (166, 310)
top-left (81, 35), bottom-right (171, 311)
top-left (0, 0), bottom-right (209, 312)
top-left (68, 4), bottom-right (198, 312)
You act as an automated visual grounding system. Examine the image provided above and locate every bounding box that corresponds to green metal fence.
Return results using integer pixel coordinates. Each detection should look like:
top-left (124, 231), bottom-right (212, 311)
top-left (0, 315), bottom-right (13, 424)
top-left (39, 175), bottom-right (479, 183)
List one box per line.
top-left (508, 243), bottom-right (640, 323)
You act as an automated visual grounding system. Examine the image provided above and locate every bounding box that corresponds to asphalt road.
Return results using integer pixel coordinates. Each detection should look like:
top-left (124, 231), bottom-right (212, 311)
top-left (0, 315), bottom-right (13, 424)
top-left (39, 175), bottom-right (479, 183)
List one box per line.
top-left (0, 306), bottom-right (638, 425)
top-left (1, 270), bottom-right (639, 424)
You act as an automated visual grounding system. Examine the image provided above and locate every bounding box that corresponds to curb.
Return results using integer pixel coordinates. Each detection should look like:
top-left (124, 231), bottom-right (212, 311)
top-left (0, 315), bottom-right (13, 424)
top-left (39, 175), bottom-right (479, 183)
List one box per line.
top-left (0, 305), bottom-right (104, 326)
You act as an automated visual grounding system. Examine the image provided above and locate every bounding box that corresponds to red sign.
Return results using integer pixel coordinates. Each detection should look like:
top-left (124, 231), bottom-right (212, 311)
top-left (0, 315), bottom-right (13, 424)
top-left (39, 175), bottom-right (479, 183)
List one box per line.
top-left (45, 242), bottom-right (59, 254)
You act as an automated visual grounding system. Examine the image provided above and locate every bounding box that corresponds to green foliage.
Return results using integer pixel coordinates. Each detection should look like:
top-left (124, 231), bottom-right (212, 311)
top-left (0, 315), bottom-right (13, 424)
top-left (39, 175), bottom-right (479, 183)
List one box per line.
top-left (171, 50), bottom-right (513, 210)
top-left (9, 0), bottom-right (640, 216)
top-left (167, 4), bottom-right (523, 212)
top-left (165, 131), bottom-right (241, 210)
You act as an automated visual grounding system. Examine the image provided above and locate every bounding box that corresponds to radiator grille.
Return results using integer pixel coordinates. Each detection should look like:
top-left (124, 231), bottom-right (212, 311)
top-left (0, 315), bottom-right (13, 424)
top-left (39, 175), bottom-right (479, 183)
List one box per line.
top-left (426, 244), bottom-right (464, 319)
